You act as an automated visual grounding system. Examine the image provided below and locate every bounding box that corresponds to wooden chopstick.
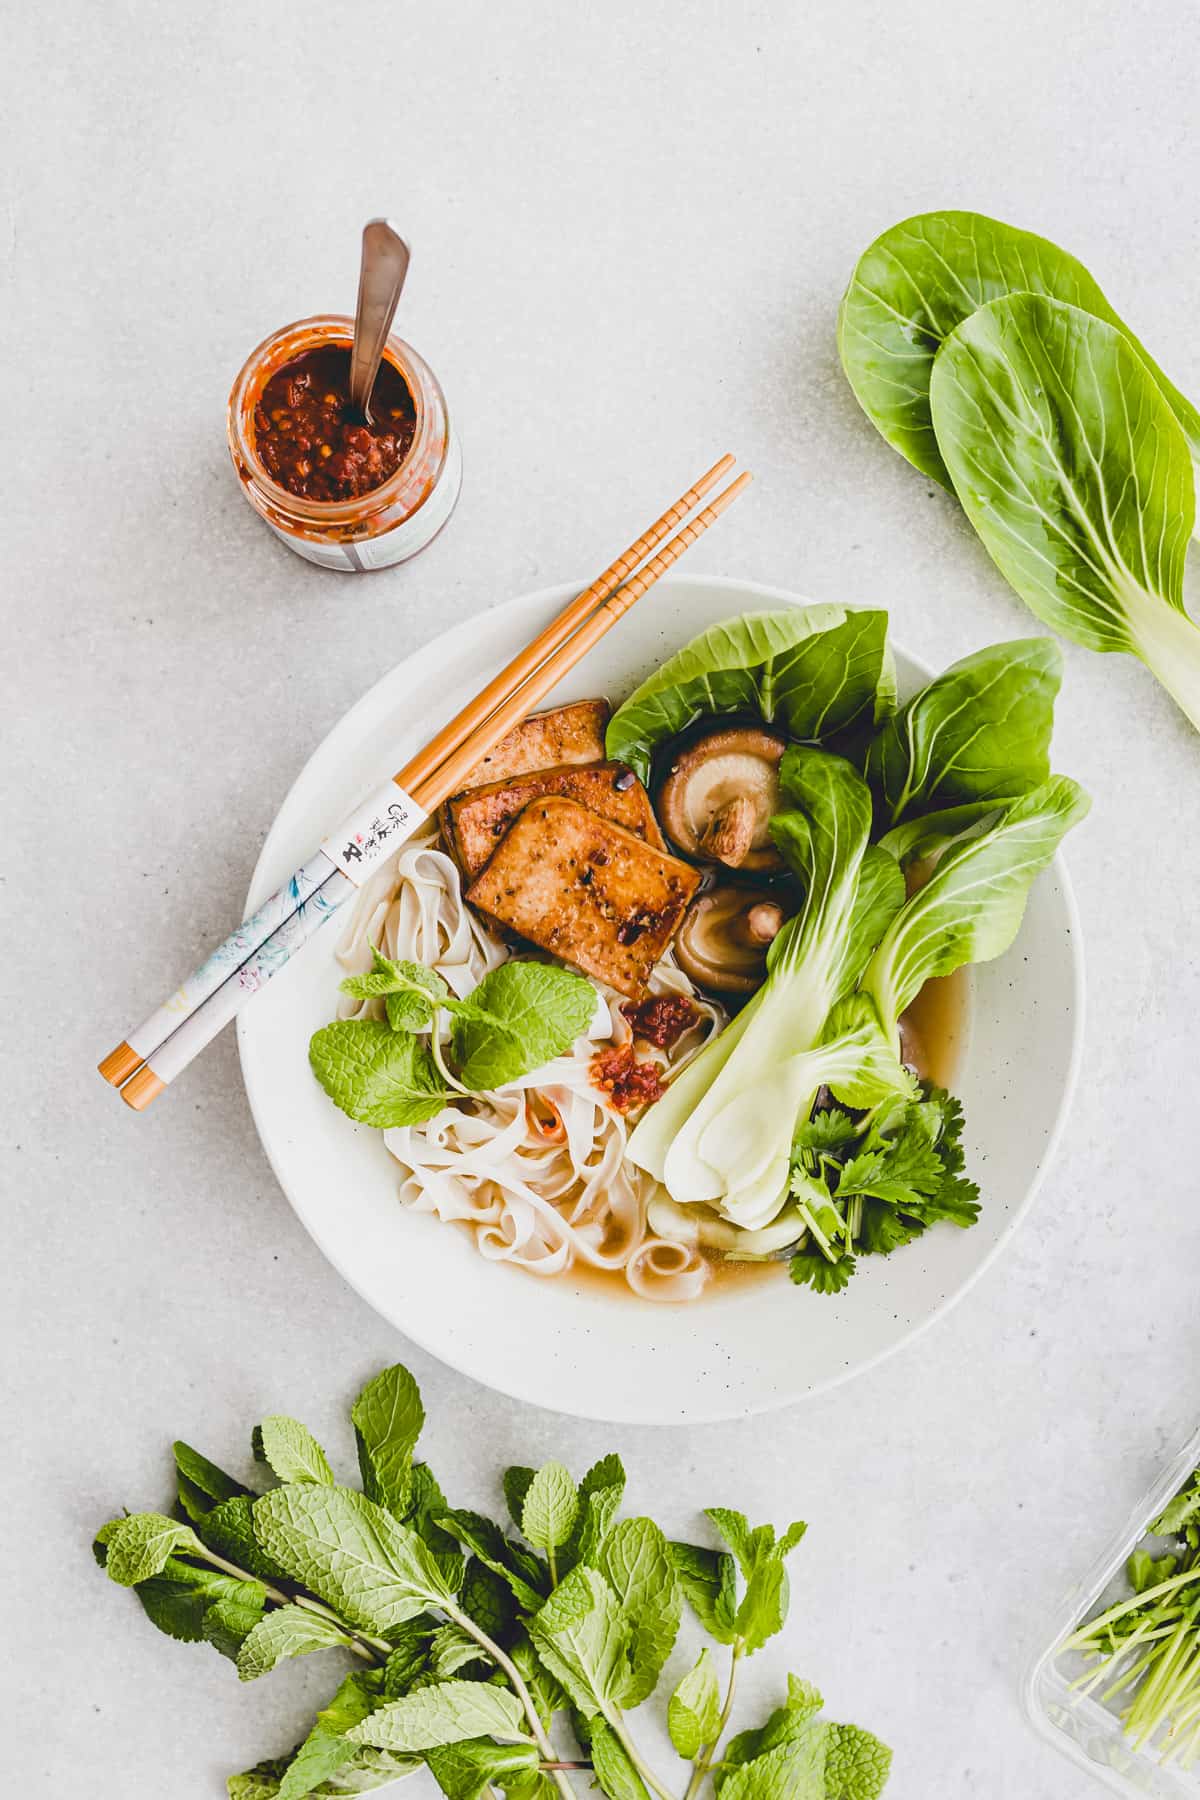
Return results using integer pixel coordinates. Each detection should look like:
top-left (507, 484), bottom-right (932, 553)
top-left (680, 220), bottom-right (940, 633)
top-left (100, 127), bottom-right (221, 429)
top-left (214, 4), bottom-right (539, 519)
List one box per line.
top-left (102, 460), bottom-right (751, 1109)
top-left (100, 456), bottom-right (736, 1094)
top-left (395, 453), bottom-right (735, 795)
top-left (410, 469), bottom-right (753, 814)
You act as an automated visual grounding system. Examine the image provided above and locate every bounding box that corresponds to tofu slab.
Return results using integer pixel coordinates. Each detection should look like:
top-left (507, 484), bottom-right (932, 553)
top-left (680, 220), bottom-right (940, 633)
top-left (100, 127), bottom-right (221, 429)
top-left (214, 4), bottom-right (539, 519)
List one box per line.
top-left (458, 699), bottom-right (610, 788)
top-left (466, 796), bottom-right (700, 998)
top-left (446, 762), bottom-right (666, 878)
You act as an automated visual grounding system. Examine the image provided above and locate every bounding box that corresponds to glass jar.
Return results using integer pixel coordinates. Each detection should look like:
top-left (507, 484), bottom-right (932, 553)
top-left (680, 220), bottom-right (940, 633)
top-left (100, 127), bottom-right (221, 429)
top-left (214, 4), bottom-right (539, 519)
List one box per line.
top-left (227, 314), bottom-right (461, 572)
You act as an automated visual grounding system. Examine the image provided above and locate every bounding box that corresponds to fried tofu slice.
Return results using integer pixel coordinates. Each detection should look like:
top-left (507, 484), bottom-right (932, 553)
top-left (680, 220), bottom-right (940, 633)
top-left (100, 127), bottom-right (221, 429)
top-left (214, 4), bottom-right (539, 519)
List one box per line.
top-left (457, 700), bottom-right (609, 788)
top-left (446, 762), bottom-right (667, 878)
top-left (466, 796), bottom-right (700, 999)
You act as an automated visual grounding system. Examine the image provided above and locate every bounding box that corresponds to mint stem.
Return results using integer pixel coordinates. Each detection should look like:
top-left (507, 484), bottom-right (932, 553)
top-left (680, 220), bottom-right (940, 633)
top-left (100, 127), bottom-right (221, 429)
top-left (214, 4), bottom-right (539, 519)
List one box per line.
top-left (605, 1712), bottom-right (677, 1800)
top-left (684, 1637), bottom-right (744, 1799)
top-left (445, 1601), bottom-right (578, 1799)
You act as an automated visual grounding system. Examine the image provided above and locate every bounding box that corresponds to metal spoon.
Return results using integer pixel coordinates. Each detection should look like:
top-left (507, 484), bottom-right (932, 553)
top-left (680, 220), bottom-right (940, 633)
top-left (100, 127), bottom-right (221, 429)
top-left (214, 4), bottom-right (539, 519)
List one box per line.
top-left (348, 219), bottom-right (411, 425)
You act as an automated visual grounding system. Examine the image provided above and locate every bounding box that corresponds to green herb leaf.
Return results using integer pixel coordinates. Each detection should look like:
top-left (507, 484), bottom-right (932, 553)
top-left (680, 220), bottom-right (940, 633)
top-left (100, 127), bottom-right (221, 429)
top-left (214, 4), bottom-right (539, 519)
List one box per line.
top-left (520, 1462), bottom-right (579, 1553)
top-left (202, 1587), bottom-right (269, 1660)
top-left (424, 1736), bottom-right (541, 1800)
top-left (717, 1737), bottom-right (826, 1800)
top-left (427, 1621), bottom-right (488, 1679)
top-left (275, 1671), bottom-right (382, 1800)
top-left (351, 1364), bottom-right (425, 1516)
top-left (668, 1648), bottom-right (722, 1758)
top-left (451, 962), bottom-right (596, 1091)
top-left (503, 1467), bottom-right (536, 1531)
top-left (197, 1493), bottom-right (292, 1583)
top-left (527, 1564), bottom-right (627, 1715)
top-left (719, 1675), bottom-right (825, 1780)
top-left (252, 1485), bottom-right (461, 1635)
top-left (789, 1247), bottom-right (856, 1295)
top-left (132, 1556), bottom-right (265, 1650)
top-left (309, 1021), bottom-right (450, 1128)
top-left (346, 1678), bottom-right (528, 1752)
top-left (670, 1541), bottom-right (738, 1644)
top-left (254, 1416), bottom-right (337, 1486)
top-left (824, 1722), bottom-right (894, 1800)
top-left (174, 1441), bottom-right (248, 1520)
top-left (598, 1517), bottom-right (681, 1705)
top-left (590, 1719), bottom-right (651, 1799)
top-left (511, 1631), bottom-right (568, 1728)
top-left (236, 1604), bottom-right (352, 1681)
top-left (562, 1454), bottom-right (626, 1574)
top-left (339, 949), bottom-right (449, 1031)
top-left (438, 1510), bottom-right (548, 1613)
top-left (103, 1512), bottom-right (207, 1586)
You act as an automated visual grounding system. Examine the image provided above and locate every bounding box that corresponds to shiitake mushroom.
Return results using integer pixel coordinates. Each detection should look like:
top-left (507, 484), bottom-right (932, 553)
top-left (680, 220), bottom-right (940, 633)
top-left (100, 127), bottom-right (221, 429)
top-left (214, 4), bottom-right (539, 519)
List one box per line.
top-left (658, 726), bottom-right (787, 872)
top-left (674, 887), bottom-right (790, 994)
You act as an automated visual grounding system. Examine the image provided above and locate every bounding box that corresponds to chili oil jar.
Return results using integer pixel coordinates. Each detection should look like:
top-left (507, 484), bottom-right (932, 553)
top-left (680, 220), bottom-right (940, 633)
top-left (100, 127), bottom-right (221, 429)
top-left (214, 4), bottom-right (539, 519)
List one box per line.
top-left (227, 314), bottom-right (461, 572)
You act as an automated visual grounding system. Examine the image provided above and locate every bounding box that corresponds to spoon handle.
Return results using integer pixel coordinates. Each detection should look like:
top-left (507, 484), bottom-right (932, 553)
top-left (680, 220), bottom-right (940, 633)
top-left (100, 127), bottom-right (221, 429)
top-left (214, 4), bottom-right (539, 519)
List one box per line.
top-left (348, 219), bottom-right (411, 420)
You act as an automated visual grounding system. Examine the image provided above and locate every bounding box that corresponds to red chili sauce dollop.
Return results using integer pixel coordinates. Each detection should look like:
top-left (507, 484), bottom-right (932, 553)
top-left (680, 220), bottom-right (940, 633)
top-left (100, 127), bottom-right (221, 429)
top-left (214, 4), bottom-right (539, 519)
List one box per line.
top-left (620, 994), bottom-right (697, 1049)
top-left (253, 347), bottom-right (416, 503)
top-left (590, 1044), bottom-right (667, 1114)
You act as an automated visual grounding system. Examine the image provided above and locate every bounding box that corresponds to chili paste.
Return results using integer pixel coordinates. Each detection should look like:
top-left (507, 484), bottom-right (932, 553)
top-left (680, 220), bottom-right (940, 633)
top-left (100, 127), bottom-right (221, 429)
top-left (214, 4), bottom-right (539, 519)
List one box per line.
top-left (253, 346), bottom-right (416, 502)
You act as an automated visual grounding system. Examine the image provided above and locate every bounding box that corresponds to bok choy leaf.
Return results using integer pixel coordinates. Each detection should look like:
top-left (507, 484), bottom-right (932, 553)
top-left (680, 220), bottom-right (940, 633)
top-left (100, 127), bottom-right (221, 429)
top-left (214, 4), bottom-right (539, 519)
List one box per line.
top-left (930, 293), bottom-right (1200, 731)
top-left (838, 209), bottom-right (1200, 491)
top-left (864, 776), bottom-right (1090, 1042)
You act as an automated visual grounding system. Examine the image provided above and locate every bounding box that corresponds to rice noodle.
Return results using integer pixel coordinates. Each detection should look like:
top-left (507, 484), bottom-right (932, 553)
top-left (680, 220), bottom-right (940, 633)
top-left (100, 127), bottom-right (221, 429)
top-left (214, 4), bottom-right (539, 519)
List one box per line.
top-left (334, 824), bottom-right (725, 1301)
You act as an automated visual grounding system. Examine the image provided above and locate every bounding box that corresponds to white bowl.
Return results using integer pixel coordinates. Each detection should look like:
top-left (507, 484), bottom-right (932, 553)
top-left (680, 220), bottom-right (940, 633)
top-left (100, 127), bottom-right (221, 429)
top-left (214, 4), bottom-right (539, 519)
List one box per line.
top-left (238, 575), bottom-right (1084, 1423)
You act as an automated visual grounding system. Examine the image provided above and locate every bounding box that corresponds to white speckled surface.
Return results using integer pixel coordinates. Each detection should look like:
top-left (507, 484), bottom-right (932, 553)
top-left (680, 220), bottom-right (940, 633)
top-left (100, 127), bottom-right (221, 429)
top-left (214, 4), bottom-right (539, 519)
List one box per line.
top-left (6, 3), bottom-right (1200, 1795)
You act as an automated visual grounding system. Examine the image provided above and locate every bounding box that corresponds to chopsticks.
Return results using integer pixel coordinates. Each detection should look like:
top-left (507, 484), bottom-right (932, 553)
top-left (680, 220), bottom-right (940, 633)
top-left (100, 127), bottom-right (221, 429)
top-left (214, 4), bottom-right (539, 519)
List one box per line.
top-left (100, 456), bottom-right (751, 1110)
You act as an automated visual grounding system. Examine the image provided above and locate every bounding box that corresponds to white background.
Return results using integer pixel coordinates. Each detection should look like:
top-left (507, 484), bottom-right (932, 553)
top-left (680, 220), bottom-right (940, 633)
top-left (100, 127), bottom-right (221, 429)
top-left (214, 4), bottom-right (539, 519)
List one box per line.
top-left (5, 2), bottom-right (1200, 1795)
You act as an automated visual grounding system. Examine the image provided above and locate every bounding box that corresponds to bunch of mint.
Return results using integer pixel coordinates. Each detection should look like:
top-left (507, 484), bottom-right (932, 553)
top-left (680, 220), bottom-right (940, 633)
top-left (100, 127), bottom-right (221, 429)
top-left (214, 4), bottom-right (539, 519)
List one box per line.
top-left (96, 1363), bottom-right (892, 1799)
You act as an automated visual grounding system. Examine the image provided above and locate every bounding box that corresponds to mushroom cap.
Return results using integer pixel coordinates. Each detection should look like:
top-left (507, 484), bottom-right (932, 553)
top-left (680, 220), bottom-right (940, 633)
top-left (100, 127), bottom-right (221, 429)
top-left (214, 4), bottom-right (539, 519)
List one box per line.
top-left (658, 726), bottom-right (787, 871)
top-left (674, 886), bottom-right (789, 994)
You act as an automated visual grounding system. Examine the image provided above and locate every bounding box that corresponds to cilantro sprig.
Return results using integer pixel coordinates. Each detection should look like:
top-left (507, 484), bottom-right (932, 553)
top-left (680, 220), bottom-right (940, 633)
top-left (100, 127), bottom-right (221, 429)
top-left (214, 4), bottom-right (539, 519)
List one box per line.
top-left (309, 949), bottom-right (597, 1128)
top-left (96, 1363), bottom-right (893, 1799)
top-left (785, 1082), bottom-right (980, 1294)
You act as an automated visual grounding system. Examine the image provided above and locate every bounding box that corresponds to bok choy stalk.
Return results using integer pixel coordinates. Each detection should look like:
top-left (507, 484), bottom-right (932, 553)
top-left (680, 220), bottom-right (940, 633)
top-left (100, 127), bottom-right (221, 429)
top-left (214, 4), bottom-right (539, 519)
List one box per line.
top-left (627, 749), bottom-right (905, 1227)
top-left (930, 293), bottom-right (1200, 733)
top-left (864, 776), bottom-right (1091, 1047)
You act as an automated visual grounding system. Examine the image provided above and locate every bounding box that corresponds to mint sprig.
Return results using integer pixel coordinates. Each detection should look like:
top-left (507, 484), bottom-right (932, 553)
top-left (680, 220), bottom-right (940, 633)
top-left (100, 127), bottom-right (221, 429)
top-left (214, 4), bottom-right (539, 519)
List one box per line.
top-left (96, 1364), bottom-right (892, 1800)
top-left (313, 949), bottom-right (597, 1129)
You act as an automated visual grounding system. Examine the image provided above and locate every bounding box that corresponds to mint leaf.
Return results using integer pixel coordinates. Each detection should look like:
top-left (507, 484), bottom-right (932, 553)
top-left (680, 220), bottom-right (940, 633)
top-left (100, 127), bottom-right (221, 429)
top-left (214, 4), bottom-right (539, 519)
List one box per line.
top-left (202, 1587), bottom-right (268, 1659)
top-left (591, 1719), bottom-right (651, 1799)
top-left (668, 1648), bottom-right (722, 1758)
top-left (451, 962), bottom-right (596, 1090)
top-left (521, 1462), bottom-right (579, 1554)
top-left (718, 1737), bottom-right (826, 1800)
top-left (424, 1737), bottom-right (540, 1800)
top-left (351, 1364), bottom-right (425, 1515)
top-left (103, 1513), bottom-right (206, 1585)
top-left (197, 1493), bottom-right (292, 1583)
top-left (598, 1518), bottom-right (681, 1706)
top-left (236, 1604), bottom-right (352, 1680)
top-left (562, 1455), bottom-right (626, 1575)
top-left (309, 1021), bottom-right (449, 1127)
top-left (427, 1621), bottom-right (488, 1678)
top-left (252, 1485), bottom-right (461, 1634)
top-left (346, 1677), bottom-right (528, 1751)
top-left (824, 1723), bottom-right (893, 1800)
top-left (274, 1671), bottom-right (381, 1800)
top-left (381, 1618), bottom-right (435, 1697)
top-left (229, 1762), bottom-right (289, 1799)
top-left (174, 1441), bottom-right (248, 1520)
top-left (133, 1557), bottom-right (264, 1649)
top-left (527, 1564), bottom-right (627, 1715)
top-left (406, 1463), bottom-right (460, 1558)
top-left (438, 1510), bottom-right (548, 1613)
top-left (254, 1416), bottom-right (337, 1486)
top-left (670, 1541), bottom-right (738, 1644)
top-left (459, 1558), bottom-right (516, 1643)
top-left (511, 1631), bottom-right (567, 1728)
top-left (340, 949), bottom-right (449, 1030)
top-left (503, 1466), bottom-right (536, 1530)
top-left (719, 1676), bottom-right (825, 1779)
top-left (704, 1512), bottom-right (806, 1655)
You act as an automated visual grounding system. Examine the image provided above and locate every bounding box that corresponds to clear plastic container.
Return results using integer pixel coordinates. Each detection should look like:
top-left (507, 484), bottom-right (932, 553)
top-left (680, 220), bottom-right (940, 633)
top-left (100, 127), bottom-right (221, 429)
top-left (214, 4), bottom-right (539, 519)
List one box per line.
top-left (1024, 1424), bottom-right (1200, 1795)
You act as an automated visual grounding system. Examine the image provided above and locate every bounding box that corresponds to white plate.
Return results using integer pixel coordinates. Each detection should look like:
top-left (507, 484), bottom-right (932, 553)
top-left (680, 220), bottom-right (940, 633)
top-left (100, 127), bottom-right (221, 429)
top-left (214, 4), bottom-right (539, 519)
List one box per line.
top-left (238, 575), bottom-right (1084, 1424)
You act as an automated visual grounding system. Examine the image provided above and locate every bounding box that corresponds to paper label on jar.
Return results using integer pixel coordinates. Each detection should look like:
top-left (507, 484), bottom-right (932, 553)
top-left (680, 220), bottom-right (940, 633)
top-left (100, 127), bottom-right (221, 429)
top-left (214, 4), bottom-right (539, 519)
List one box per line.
top-left (267, 427), bottom-right (463, 572)
top-left (321, 784), bottom-right (429, 883)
